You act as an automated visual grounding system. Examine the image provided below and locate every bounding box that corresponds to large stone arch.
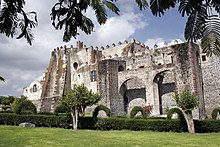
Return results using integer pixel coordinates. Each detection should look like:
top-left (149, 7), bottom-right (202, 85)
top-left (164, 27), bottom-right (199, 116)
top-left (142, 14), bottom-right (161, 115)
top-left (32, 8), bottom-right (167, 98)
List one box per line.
top-left (153, 70), bottom-right (176, 115)
top-left (119, 77), bottom-right (146, 115)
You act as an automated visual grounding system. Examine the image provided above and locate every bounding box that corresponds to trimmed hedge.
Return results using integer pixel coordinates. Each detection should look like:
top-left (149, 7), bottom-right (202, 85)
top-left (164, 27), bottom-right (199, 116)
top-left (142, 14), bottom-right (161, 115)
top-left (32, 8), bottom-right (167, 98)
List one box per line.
top-left (130, 106), bottom-right (146, 118)
top-left (0, 113), bottom-right (70, 128)
top-left (194, 119), bottom-right (220, 133)
top-left (95, 117), bottom-right (187, 132)
top-left (1, 113), bottom-right (220, 133)
top-left (211, 107), bottom-right (220, 119)
top-left (167, 107), bottom-right (185, 121)
top-left (0, 113), bottom-right (96, 129)
top-left (93, 105), bottom-right (111, 118)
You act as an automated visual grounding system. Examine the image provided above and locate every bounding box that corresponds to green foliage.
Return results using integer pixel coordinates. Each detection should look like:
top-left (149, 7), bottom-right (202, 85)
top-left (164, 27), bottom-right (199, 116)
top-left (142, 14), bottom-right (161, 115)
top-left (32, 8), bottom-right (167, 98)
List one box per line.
top-left (92, 105), bottom-right (111, 118)
top-left (51, 0), bottom-right (119, 42)
top-left (2, 127), bottom-right (220, 147)
top-left (37, 112), bottom-right (55, 115)
top-left (1, 0), bottom-right (220, 56)
top-left (0, 0), bottom-right (37, 45)
top-left (184, 6), bottom-right (207, 42)
top-left (1, 96), bottom-right (16, 105)
top-left (95, 117), bottom-right (187, 132)
top-left (61, 84), bottom-right (101, 115)
top-left (54, 104), bottom-right (69, 114)
top-left (167, 107), bottom-right (185, 121)
top-left (14, 100), bottom-right (37, 115)
top-left (0, 113), bottom-right (70, 128)
top-left (130, 106), bottom-right (146, 118)
top-left (1, 113), bottom-right (220, 133)
top-left (10, 96), bottom-right (26, 112)
top-left (173, 89), bottom-right (199, 111)
top-left (211, 107), bottom-right (220, 119)
top-left (201, 16), bottom-right (220, 57)
top-left (194, 119), bottom-right (220, 133)
top-left (149, 0), bottom-right (220, 56)
top-left (95, 118), bottom-right (220, 133)
top-left (78, 117), bottom-right (96, 129)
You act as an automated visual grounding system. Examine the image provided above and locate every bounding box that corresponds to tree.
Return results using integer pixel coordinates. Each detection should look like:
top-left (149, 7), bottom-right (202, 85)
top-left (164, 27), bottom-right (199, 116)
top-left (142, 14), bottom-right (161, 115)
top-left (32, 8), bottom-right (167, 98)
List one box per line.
top-left (10, 96), bottom-right (26, 112)
top-left (0, 0), bottom-right (37, 45)
top-left (0, 0), bottom-right (220, 56)
top-left (61, 84), bottom-right (100, 130)
top-left (14, 99), bottom-right (37, 114)
top-left (173, 89), bottom-right (199, 133)
top-left (149, 0), bottom-right (220, 57)
top-left (0, 0), bottom-right (147, 45)
top-left (0, 96), bottom-right (16, 111)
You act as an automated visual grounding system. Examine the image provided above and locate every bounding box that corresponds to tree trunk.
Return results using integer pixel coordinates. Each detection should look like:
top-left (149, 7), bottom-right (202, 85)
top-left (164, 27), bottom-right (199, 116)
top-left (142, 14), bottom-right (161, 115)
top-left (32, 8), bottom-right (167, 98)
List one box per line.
top-left (183, 110), bottom-right (195, 133)
top-left (71, 109), bottom-right (78, 130)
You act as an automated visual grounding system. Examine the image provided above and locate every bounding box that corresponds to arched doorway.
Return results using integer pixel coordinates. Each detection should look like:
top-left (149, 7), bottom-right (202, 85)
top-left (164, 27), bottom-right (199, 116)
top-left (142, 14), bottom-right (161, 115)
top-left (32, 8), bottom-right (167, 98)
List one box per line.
top-left (119, 77), bottom-right (146, 115)
top-left (153, 70), bottom-right (176, 115)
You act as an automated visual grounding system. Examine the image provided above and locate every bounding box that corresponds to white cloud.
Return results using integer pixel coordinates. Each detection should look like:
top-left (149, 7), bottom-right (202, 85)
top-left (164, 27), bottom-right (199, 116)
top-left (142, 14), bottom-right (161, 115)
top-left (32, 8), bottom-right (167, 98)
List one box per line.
top-left (0, 0), bottom-right (148, 96)
top-left (144, 38), bottom-right (165, 49)
top-left (79, 9), bottom-right (148, 46)
top-left (144, 38), bottom-right (185, 49)
top-left (0, 0), bottom-right (185, 96)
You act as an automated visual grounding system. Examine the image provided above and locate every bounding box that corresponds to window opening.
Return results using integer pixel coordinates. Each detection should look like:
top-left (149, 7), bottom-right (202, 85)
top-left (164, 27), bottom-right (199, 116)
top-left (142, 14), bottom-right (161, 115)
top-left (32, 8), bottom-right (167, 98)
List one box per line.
top-left (90, 70), bottom-right (96, 82)
top-left (33, 84), bottom-right (37, 92)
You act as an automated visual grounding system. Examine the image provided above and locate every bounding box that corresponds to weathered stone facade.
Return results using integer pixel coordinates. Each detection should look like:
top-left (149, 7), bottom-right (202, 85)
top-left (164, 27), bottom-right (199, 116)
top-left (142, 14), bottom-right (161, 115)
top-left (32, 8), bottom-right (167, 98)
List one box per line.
top-left (23, 39), bottom-right (220, 118)
top-left (200, 51), bottom-right (220, 117)
top-left (23, 80), bottom-right (43, 112)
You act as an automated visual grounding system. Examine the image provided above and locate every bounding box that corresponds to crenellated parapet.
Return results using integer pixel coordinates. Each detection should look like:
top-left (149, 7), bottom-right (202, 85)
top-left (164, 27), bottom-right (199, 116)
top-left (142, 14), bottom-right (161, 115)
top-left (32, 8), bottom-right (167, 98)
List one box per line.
top-left (35, 39), bottom-right (208, 119)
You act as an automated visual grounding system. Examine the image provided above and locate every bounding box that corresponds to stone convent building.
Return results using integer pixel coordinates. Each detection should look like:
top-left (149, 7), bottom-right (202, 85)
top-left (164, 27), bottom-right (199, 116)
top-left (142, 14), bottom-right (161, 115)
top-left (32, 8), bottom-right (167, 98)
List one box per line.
top-left (23, 39), bottom-right (220, 118)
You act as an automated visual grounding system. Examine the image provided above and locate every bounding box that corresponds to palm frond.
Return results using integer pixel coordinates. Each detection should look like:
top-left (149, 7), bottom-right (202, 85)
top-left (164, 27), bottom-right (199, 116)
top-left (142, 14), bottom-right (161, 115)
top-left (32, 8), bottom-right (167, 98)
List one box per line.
top-left (150, 0), bottom-right (177, 16)
top-left (178, 0), bottom-right (203, 17)
top-left (90, 0), bottom-right (107, 24)
top-left (102, 0), bottom-right (120, 15)
top-left (201, 16), bottom-right (220, 57)
top-left (135, 0), bottom-right (148, 10)
top-left (184, 7), bottom-right (207, 42)
top-left (0, 0), bottom-right (37, 45)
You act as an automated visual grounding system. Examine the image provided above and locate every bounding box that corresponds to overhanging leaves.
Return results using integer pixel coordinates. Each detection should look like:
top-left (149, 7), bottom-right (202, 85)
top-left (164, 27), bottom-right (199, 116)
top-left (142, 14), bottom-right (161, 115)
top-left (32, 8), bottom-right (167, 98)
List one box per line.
top-left (201, 16), bottom-right (220, 56)
top-left (0, 0), bottom-right (37, 45)
top-left (184, 7), bottom-right (207, 42)
top-left (150, 0), bottom-right (177, 16)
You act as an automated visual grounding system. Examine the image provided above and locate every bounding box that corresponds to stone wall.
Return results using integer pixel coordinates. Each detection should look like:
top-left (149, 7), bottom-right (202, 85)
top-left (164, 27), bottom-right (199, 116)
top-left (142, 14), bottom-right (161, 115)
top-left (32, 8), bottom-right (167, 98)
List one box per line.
top-left (201, 54), bottom-right (220, 117)
top-left (98, 60), bottom-right (125, 116)
top-left (29, 40), bottom-right (214, 119)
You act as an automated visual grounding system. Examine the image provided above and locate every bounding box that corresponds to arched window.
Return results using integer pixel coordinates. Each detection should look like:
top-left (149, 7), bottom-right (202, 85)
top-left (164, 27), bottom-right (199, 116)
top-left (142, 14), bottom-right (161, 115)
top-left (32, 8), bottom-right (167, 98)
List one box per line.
top-left (73, 62), bottom-right (78, 69)
top-left (33, 84), bottom-right (37, 92)
top-left (90, 70), bottom-right (96, 82)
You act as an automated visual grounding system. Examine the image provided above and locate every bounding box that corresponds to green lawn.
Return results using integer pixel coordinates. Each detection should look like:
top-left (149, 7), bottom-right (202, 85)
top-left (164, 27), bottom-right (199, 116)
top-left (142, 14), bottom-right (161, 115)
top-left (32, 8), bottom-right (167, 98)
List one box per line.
top-left (1, 126), bottom-right (220, 147)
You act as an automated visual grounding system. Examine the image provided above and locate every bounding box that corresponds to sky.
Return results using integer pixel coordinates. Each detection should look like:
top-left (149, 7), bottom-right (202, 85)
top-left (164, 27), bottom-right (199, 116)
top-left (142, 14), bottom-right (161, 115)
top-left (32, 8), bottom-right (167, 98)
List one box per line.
top-left (0, 0), bottom-right (187, 97)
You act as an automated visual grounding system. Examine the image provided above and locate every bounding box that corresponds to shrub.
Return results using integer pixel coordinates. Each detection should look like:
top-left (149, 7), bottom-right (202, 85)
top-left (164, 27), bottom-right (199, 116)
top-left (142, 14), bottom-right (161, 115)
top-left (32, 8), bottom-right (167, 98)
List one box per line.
top-left (211, 107), bottom-right (220, 119)
top-left (130, 106), bottom-right (146, 118)
top-left (0, 113), bottom-right (70, 128)
top-left (194, 119), bottom-right (220, 133)
top-left (1, 113), bottom-right (220, 133)
top-left (93, 105), bottom-right (111, 118)
top-left (54, 104), bottom-right (69, 114)
top-left (95, 117), bottom-right (187, 132)
top-left (78, 117), bottom-right (96, 129)
top-left (167, 107), bottom-right (185, 121)
top-left (14, 100), bottom-right (37, 114)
